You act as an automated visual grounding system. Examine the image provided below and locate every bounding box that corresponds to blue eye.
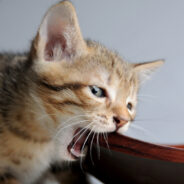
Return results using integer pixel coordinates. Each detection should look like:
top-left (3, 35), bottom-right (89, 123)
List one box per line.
top-left (89, 86), bottom-right (106, 98)
top-left (127, 102), bottom-right (133, 110)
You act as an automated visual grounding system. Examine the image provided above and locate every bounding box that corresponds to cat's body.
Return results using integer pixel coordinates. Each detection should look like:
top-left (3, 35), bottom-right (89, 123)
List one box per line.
top-left (0, 1), bottom-right (163, 184)
top-left (0, 53), bottom-right (55, 183)
top-left (0, 53), bottom-right (85, 184)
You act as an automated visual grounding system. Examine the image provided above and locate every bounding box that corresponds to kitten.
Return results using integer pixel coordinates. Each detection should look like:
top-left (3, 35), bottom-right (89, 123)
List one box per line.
top-left (0, 1), bottom-right (163, 184)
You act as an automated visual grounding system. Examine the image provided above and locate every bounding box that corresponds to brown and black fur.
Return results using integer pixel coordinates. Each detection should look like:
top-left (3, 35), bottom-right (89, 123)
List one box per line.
top-left (0, 1), bottom-right (163, 184)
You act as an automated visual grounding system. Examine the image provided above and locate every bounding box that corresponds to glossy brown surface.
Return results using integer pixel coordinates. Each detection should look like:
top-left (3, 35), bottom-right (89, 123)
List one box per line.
top-left (99, 133), bottom-right (184, 163)
top-left (85, 133), bottom-right (184, 184)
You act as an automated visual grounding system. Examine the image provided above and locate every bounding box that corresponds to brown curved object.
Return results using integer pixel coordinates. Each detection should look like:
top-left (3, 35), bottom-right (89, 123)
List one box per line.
top-left (99, 133), bottom-right (184, 163)
top-left (84, 133), bottom-right (184, 184)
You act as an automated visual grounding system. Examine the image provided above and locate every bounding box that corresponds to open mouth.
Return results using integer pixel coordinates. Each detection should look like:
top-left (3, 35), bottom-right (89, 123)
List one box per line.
top-left (67, 125), bottom-right (124, 159)
top-left (67, 128), bottom-right (91, 159)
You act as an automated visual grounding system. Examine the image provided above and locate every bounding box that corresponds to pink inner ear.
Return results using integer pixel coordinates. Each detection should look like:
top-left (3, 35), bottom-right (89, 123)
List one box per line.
top-left (44, 34), bottom-right (67, 61)
top-left (44, 19), bottom-right (70, 61)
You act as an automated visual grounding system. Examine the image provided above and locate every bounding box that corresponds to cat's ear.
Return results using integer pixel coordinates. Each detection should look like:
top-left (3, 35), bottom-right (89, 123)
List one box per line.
top-left (32, 1), bottom-right (87, 62)
top-left (133, 59), bottom-right (164, 83)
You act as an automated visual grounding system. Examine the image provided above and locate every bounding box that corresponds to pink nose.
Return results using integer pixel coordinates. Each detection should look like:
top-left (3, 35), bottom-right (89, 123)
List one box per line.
top-left (113, 116), bottom-right (129, 130)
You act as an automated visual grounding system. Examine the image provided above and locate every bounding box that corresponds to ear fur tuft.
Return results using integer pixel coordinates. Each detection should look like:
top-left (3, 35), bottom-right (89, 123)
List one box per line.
top-left (133, 59), bottom-right (164, 83)
top-left (33, 1), bottom-right (87, 62)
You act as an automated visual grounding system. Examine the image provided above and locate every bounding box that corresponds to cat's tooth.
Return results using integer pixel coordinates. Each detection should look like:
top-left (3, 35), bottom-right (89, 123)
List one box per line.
top-left (70, 146), bottom-right (88, 158)
top-left (70, 148), bottom-right (81, 158)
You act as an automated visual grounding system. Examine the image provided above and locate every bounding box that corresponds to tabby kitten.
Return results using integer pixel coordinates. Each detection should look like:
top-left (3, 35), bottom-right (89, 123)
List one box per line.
top-left (0, 1), bottom-right (163, 184)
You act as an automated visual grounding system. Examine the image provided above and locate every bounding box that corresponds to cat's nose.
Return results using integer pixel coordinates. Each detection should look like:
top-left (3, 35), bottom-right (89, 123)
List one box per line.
top-left (113, 116), bottom-right (129, 130)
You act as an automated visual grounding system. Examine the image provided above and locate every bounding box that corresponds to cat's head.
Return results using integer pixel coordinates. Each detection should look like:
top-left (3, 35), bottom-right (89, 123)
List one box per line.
top-left (31, 1), bottom-right (163, 160)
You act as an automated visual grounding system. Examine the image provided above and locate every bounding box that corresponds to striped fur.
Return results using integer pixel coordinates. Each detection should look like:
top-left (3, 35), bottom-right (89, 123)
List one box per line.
top-left (0, 1), bottom-right (163, 183)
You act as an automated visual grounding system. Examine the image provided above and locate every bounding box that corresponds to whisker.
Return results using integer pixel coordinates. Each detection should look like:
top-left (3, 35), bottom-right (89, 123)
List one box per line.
top-left (80, 126), bottom-right (95, 171)
top-left (81, 127), bottom-right (94, 156)
top-left (57, 114), bottom-right (93, 130)
top-left (55, 114), bottom-right (93, 134)
top-left (138, 98), bottom-right (156, 103)
top-left (130, 123), bottom-right (159, 142)
top-left (103, 132), bottom-right (110, 153)
top-left (97, 132), bottom-right (100, 160)
top-left (135, 116), bottom-right (177, 123)
top-left (90, 129), bottom-right (96, 165)
top-left (71, 123), bottom-right (94, 150)
top-left (50, 114), bottom-right (90, 135)
top-left (134, 117), bottom-right (165, 122)
top-left (54, 120), bottom-right (91, 141)
top-left (56, 119), bottom-right (90, 134)
top-left (137, 94), bottom-right (158, 98)
top-left (70, 122), bottom-right (93, 141)
top-left (62, 114), bottom-right (93, 126)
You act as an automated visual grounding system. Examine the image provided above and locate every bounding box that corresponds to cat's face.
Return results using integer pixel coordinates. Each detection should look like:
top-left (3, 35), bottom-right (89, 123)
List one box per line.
top-left (31, 1), bottom-right (163, 160)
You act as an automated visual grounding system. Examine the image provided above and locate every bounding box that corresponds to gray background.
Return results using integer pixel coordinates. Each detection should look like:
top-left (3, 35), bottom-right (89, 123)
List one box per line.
top-left (0, 0), bottom-right (183, 144)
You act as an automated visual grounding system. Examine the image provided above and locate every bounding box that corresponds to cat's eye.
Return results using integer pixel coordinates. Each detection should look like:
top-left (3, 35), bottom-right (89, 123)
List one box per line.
top-left (89, 86), bottom-right (106, 98)
top-left (127, 102), bottom-right (133, 111)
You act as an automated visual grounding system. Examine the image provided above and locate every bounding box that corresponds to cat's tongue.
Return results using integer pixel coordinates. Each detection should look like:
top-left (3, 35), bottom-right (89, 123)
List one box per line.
top-left (67, 129), bottom-right (89, 159)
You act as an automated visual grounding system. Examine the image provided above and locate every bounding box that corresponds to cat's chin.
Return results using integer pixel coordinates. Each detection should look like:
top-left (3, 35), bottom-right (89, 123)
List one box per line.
top-left (67, 128), bottom-right (89, 160)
